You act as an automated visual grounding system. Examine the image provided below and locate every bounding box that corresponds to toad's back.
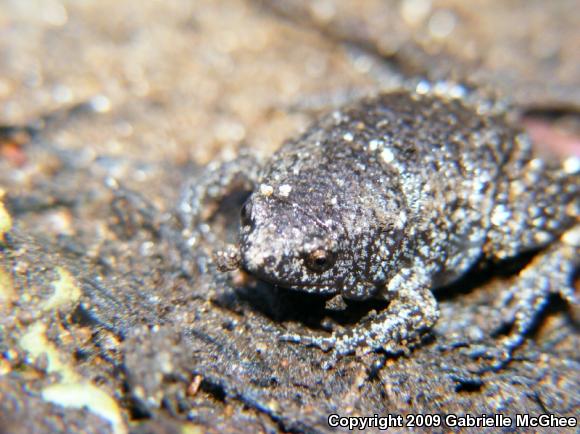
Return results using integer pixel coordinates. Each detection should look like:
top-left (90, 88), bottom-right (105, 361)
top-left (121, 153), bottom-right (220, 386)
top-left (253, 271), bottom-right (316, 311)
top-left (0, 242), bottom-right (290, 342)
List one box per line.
top-left (261, 91), bottom-right (577, 287)
top-left (192, 89), bottom-right (578, 360)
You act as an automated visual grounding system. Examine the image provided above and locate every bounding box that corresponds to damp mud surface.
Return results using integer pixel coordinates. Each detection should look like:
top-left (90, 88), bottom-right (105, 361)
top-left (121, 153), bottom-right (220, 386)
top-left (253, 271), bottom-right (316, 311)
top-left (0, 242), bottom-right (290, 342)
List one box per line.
top-left (0, 1), bottom-right (578, 433)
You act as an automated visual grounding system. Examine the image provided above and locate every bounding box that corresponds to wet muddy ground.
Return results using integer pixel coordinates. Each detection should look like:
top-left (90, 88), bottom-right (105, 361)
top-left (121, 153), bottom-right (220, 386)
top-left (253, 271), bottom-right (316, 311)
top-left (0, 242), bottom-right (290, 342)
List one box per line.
top-left (0, 1), bottom-right (578, 433)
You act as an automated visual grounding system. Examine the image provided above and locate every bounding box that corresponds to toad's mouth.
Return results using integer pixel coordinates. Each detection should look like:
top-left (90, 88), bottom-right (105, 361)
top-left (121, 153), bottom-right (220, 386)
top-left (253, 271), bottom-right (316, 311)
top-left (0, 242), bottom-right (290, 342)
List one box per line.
top-left (239, 262), bottom-right (340, 296)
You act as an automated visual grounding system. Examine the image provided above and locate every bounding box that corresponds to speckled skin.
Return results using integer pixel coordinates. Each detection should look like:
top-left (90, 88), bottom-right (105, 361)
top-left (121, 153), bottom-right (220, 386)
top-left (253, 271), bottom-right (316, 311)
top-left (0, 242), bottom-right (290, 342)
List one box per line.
top-left (180, 89), bottom-right (579, 367)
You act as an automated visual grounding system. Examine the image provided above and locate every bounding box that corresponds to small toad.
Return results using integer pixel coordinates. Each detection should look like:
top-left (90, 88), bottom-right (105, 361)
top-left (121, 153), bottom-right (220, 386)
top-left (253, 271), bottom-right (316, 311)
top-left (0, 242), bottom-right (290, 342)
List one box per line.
top-left (179, 86), bottom-right (579, 368)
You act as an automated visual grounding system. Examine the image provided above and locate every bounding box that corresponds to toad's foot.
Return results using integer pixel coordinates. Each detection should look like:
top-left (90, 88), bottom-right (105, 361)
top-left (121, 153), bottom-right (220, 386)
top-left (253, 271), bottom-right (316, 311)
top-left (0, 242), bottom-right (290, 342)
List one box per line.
top-left (468, 228), bottom-right (579, 372)
top-left (280, 282), bottom-right (439, 363)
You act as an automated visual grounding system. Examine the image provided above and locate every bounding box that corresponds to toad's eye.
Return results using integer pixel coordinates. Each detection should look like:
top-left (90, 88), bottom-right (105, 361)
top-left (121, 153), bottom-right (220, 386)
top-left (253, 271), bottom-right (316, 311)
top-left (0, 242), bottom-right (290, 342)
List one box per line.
top-left (304, 249), bottom-right (335, 272)
top-left (240, 200), bottom-right (253, 227)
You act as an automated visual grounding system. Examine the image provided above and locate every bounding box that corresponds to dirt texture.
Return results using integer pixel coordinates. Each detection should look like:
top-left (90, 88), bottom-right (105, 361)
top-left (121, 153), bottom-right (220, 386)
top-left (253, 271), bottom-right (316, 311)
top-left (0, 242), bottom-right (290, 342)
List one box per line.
top-left (0, 1), bottom-right (578, 433)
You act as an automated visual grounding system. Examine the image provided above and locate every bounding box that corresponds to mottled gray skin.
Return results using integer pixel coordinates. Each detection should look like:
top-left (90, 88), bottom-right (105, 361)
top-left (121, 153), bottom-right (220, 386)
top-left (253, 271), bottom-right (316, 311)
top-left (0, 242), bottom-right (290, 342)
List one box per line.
top-left (180, 89), bottom-right (579, 367)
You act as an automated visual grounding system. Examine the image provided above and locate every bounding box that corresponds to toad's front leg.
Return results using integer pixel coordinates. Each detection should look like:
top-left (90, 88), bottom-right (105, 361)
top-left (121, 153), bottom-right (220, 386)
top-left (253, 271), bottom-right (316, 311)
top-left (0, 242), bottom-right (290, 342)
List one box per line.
top-left (280, 272), bottom-right (439, 358)
top-left (178, 152), bottom-right (261, 239)
top-left (175, 153), bottom-right (261, 276)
